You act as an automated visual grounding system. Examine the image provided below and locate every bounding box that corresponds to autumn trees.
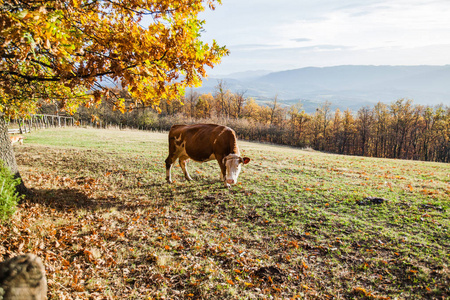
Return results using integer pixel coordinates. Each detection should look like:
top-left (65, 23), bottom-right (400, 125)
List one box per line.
top-left (1, 0), bottom-right (228, 193)
top-left (307, 99), bottom-right (450, 162)
top-left (101, 94), bottom-right (449, 162)
top-left (301, 99), bottom-right (449, 162)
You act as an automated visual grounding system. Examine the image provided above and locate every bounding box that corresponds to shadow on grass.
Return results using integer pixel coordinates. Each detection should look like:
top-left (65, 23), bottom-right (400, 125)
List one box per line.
top-left (23, 176), bottom-right (230, 214)
top-left (26, 186), bottom-right (171, 212)
top-left (27, 188), bottom-right (108, 211)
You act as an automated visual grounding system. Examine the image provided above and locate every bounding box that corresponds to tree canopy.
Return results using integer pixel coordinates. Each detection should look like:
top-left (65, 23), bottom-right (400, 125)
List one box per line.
top-left (0, 0), bottom-right (228, 117)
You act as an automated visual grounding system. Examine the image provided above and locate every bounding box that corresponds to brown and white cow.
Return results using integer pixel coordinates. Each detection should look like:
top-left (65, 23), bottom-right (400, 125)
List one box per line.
top-left (165, 124), bottom-right (250, 187)
top-left (10, 135), bottom-right (25, 145)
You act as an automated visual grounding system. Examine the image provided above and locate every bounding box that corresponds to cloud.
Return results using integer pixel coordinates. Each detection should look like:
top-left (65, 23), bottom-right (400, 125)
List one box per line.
top-left (291, 38), bottom-right (312, 43)
top-left (294, 45), bottom-right (353, 51)
top-left (199, 0), bottom-right (450, 74)
top-left (230, 44), bottom-right (280, 51)
top-left (230, 43), bottom-right (352, 52)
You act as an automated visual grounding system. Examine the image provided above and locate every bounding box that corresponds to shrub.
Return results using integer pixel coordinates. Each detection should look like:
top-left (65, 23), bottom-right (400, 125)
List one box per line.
top-left (0, 160), bottom-right (23, 222)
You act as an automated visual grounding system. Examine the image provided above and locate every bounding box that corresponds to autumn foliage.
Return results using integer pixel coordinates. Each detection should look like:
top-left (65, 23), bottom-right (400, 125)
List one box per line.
top-left (74, 89), bottom-right (450, 163)
top-left (0, 0), bottom-right (227, 117)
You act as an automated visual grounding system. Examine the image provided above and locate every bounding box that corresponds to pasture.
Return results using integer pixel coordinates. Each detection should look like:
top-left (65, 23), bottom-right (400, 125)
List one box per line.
top-left (2, 127), bottom-right (449, 299)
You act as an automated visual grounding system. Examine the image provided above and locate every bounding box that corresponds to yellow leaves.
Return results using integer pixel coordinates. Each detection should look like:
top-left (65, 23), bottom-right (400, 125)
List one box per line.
top-left (420, 189), bottom-right (437, 196)
top-left (2, 0), bottom-right (227, 116)
top-left (353, 287), bottom-right (373, 298)
top-left (83, 249), bottom-right (95, 263)
top-left (302, 260), bottom-right (309, 270)
top-left (91, 115), bottom-right (99, 123)
top-left (285, 240), bottom-right (299, 249)
top-left (171, 232), bottom-right (181, 240)
top-left (113, 98), bottom-right (127, 114)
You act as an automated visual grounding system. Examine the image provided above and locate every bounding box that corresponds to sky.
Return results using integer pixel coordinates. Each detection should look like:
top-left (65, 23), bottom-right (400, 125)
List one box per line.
top-left (199, 0), bottom-right (450, 75)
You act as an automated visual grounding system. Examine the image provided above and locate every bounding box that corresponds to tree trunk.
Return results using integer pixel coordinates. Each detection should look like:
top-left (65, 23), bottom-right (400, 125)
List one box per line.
top-left (0, 117), bottom-right (28, 196)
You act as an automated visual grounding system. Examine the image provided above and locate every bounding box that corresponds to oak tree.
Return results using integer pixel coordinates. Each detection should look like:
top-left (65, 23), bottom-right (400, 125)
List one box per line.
top-left (0, 0), bottom-right (228, 195)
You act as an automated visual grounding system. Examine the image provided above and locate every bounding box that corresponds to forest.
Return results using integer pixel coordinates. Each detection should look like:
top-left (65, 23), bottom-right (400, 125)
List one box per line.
top-left (62, 83), bottom-right (450, 163)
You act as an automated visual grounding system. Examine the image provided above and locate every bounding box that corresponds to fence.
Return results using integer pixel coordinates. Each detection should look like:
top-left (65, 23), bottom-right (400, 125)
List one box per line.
top-left (7, 114), bottom-right (75, 134)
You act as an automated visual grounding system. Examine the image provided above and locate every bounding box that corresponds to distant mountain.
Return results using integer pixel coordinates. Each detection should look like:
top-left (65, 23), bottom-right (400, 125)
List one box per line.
top-left (196, 65), bottom-right (450, 113)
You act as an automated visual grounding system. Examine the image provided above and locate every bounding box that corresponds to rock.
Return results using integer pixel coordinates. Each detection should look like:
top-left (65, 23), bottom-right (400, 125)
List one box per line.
top-left (357, 197), bottom-right (388, 205)
top-left (0, 254), bottom-right (47, 300)
top-left (253, 266), bottom-right (284, 283)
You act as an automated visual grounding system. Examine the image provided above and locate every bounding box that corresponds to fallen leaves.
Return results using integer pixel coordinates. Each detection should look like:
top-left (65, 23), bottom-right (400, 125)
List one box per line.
top-left (2, 131), bottom-right (448, 299)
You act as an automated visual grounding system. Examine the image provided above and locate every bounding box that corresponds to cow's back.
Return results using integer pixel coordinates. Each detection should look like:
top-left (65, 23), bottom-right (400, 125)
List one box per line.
top-left (168, 124), bottom-right (238, 162)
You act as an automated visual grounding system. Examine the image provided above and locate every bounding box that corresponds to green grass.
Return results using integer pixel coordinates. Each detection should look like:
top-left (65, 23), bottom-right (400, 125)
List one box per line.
top-left (3, 127), bottom-right (449, 299)
top-left (0, 161), bottom-right (23, 222)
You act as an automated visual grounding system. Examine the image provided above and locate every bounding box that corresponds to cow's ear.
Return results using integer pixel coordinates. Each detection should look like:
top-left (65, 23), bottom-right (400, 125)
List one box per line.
top-left (242, 157), bottom-right (250, 164)
top-left (222, 156), bottom-right (228, 165)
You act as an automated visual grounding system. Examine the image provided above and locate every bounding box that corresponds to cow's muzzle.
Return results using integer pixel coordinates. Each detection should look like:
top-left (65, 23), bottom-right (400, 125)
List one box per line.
top-left (226, 179), bottom-right (236, 185)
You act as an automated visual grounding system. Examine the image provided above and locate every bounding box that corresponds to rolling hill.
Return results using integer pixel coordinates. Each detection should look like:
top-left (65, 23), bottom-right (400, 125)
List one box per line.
top-left (197, 65), bottom-right (450, 112)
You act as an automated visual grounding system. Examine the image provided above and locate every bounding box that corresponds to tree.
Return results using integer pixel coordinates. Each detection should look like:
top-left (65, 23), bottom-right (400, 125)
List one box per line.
top-left (232, 90), bottom-right (247, 119)
top-left (0, 0), bottom-right (228, 195)
top-left (342, 109), bottom-right (356, 154)
top-left (195, 94), bottom-right (212, 119)
top-left (421, 106), bottom-right (445, 161)
top-left (0, 119), bottom-right (27, 195)
top-left (184, 89), bottom-right (200, 119)
top-left (405, 105), bottom-right (425, 160)
top-left (373, 102), bottom-right (390, 157)
top-left (213, 79), bottom-right (232, 118)
top-left (389, 99), bottom-right (414, 158)
top-left (288, 102), bottom-right (310, 147)
top-left (268, 95), bottom-right (278, 125)
top-left (242, 98), bottom-right (261, 122)
top-left (356, 106), bottom-right (373, 156)
top-left (317, 101), bottom-right (332, 150)
top-left (331, 108), bottom-right (343, 153)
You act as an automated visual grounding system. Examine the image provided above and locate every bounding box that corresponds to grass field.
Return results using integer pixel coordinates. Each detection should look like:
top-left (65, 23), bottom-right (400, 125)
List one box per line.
top-left (2, 127), bottom-right (449, 299)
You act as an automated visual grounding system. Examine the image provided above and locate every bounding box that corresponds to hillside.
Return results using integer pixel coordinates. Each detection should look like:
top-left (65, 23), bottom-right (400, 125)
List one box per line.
top-left (3, 128), bottom-right (449, 299)
top-left (197, 65), bottom-right (450, 112)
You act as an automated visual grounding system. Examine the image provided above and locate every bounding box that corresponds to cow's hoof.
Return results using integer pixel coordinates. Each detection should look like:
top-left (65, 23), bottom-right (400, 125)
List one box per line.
top-left (166, 178), bottom-right (172, 184)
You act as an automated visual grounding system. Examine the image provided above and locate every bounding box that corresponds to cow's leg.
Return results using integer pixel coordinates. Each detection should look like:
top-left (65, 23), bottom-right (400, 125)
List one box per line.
top-left (166, 136), bottom-right (181, 183)
top-left (179, 156), bottom-right (193, 181)
top-left (165, 155), bottom-right (177, 183)
top-left (165, 144), bottom-right (180, 183)
top-left (217, 156), bottom-right (230, 188)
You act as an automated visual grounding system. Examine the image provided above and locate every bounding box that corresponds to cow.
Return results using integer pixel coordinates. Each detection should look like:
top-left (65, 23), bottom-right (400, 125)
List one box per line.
top-left (165, 124), bottom-right (250, 187)
top-left (10, 135), bottom-right (25, 145)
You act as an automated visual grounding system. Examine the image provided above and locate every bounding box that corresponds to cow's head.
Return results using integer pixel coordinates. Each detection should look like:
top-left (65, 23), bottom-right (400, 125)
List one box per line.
top-left (223, 154), bottom-right (251, 185)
